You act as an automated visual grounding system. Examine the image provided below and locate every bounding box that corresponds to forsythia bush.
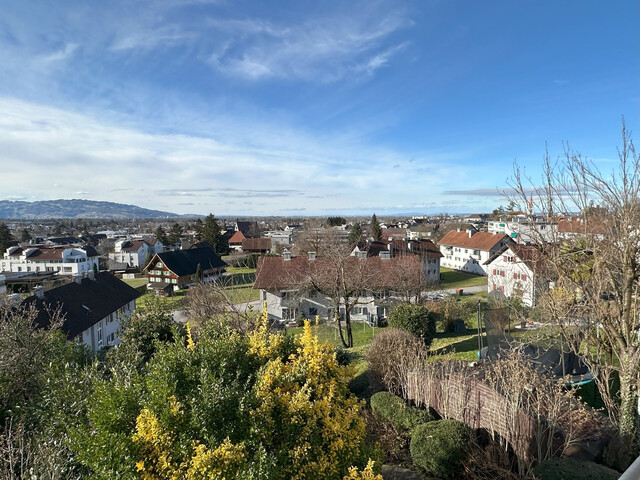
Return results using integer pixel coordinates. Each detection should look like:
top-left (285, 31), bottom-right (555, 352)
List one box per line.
top-left (75, 308), bottom-right (379, 479)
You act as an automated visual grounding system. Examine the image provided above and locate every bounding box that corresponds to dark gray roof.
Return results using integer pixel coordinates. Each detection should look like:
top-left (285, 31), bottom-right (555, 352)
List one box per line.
top-left (149, 247), bottom-right (227, 276)
top-left (22, 272), bottom-right (140, 339)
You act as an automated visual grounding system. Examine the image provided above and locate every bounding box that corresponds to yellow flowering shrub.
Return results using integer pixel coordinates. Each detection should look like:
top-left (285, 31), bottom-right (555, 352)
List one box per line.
top-left (343, 460), bottom-right (383, 480)
top-left (248, 304), bottom-right (284, 359)
top-left (132, 396), bottom-right (246, 480)
top-left (252, 320), bottom-right (372, 480)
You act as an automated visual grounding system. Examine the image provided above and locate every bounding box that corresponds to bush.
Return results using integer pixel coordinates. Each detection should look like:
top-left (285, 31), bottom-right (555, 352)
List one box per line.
top-left (387, 304), bottom-right (436, 348)
top-left (370, 392), bottom-right (432, 435)
top-left (410, 420), bottom-right (474, 478)
top-left (427, 296), bottom-right (474, 332)
top-left (366, 329), bottom-right (428, 395)
top-left (533, 458), bottom-right (620, 480)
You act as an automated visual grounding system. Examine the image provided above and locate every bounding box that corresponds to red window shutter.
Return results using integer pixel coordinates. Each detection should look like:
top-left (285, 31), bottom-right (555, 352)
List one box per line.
top-left (513, 273), bottom-right (518, 279)
top-left (493, 269), bottom-right (496, 275)
top-left (501, 270), bottom-right (505, 277)
top-left (503, 256), bottom-right (507, 262)
top-left (522, 275), bottom-right (527, 281)
top-left (500, 286), bottom-right (505, 292)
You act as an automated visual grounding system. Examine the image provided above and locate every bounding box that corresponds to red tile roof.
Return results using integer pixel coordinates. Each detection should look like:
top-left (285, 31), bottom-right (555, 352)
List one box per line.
top-left (438, 230), bottom-right (508, 251)
top-left (254, 255), bottom-right (423, 290)
top-left (229, 230), bottom-right (246, 244)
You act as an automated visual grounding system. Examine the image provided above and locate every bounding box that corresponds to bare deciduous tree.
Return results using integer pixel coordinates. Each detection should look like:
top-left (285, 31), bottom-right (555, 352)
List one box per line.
top-left (508, 120), bottom-right (640, 457)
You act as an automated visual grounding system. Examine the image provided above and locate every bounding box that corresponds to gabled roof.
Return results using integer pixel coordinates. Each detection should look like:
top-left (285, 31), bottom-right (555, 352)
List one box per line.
top-left (146, 247), bottom-right (227, 276)
top-left (483, 244), bottom-right (546, 273)
top-left (229, 230), bottom-right (246, 244)
top-left (438, 231), bottom-right (509, 251)
top-left (242, 238), bottom-right (271, 251)
top-left (22, 272), bottom-right (140, 339)
top-left (390, 239), bottom-right (443, 259)
top-left (254, 255), bottom-right (423, 290)
top-left (9, 245), bottom-right (98, 260)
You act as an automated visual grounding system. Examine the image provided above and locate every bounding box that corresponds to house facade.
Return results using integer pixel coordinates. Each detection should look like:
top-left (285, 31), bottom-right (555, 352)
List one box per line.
top-left (484, 244), bottom-right (545, 307)
top-left (254, 253), bottom-right (424, 324)
top-left (22, 272), bottom-right (139, 353)
top-left (144, 247), bottom-right (227, 290)
top-left (109, 237), bottom-right (164, 269)
top-left (1, 245), bottom-right (99, 276)
top-left (438, 230), bottom-right (511, 275)
top-left (352, 239), bottom-right (443, 284)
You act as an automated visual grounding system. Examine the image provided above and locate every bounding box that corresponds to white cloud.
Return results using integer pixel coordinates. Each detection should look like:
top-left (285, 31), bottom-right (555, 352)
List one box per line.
top-left (0, 97), bottom-right (469, 215)
top-left (208, 7), bottom-right (413, 82)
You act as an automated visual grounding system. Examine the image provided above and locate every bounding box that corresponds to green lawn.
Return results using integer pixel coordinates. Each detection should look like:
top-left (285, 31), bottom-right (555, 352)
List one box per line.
top-left (136, 290), bottom-right (187, 311)
top-left (439, 267), bottom-right (488, 289)
top-left (123, 277), bottom-right (148, 288)
top-left (225, 285), bottom-right (261, 304)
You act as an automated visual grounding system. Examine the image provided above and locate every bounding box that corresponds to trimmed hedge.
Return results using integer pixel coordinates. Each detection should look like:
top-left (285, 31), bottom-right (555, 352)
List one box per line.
top-left (410, 419), bottom-right (474, 479)
top-left (388, 303), bottom-right (436, 348)
top-left (534, 458), bottom-right (620, 480)
top-left (370, 391), bottom-right (432, 434)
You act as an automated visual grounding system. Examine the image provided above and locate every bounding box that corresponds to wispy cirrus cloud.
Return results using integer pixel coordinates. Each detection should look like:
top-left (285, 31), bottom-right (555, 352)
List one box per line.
top-left (208, 6), bottom-right (413, 82)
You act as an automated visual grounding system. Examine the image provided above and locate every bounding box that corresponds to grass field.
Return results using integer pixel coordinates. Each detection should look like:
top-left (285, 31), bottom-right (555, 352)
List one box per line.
top-left (123, 277), bottom-right (148, 288)
top-left (439, 267), bottom-right (488, 289)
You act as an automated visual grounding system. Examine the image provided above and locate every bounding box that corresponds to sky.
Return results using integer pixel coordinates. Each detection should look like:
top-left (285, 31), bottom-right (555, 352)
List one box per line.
top-left (0, 0), bottom-right (638, 216)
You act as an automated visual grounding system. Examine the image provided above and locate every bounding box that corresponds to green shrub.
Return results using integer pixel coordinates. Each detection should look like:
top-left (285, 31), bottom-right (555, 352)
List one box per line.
top-left (410, 419), bottom-right (474, 478)
top-left (370, 391), bottom-right (432, 434)
top-left (387, 303), bottom-right (436, 347)
top-left (533, 458), bottom-right (620, 480)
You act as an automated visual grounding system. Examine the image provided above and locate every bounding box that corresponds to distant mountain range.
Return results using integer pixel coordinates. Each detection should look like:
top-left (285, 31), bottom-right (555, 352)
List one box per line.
top-left (0, 199), bottom-right (183, 219)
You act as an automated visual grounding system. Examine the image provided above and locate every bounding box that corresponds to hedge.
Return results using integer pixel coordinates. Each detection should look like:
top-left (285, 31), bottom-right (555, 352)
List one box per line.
top-left (533, 458), bottom-right (620, 480)
top-left (409, 419), bottom-right (474, 478)
top-left (370, 391), bottom-right (432, 434)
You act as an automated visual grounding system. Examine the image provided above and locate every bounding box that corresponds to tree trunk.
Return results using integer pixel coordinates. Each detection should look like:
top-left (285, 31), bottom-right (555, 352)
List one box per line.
top-left (618, 360), bottom-right (639, 458)
top-left (345, 310), bottom-right (354, 348)
top-left (336, 311), bottom-right (348, 348)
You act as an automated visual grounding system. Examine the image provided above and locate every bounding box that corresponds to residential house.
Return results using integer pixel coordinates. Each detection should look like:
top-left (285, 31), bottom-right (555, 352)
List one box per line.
top-left (144, 246), bottom-right (227, 290)
top-left (1, 245), bottom-right (99, 276)
top-left (242, 237), bottom-right (272, 254)
top-left (235, 220), bottom-right (261, 238)
top-left (484, 244), bottom-right (546, 307)
top-left (352, 239), bottom-right (442, 284)
top-left (438, 230), bottom-right (512, 275)
top-left (108, 237), bottom-right (164, 269)
top-left (228, 230), bottom-right (246, 252)
top-left (254, 252), bottom-right (425, 324)
top-left (407, 223), bottom-right (439, 240)
top-left (22, 272), bottom-right (140, 353)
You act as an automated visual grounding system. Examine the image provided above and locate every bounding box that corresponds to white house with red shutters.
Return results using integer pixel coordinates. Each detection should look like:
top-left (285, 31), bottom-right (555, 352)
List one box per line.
top-left (484, 244), bottom-right (546, 307)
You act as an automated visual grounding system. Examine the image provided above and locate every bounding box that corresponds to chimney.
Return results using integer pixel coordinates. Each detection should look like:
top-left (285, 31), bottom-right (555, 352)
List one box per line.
top-left (34, 285), bottom-right (44, 299)
top-left (380, 251), bottom-right (391, 260)
top-left (467, 229), bottom-right (473, 238)
top-left (283, 250), bottom-right (292, 261)
top-left (307, 251), bottom-right (316, 261)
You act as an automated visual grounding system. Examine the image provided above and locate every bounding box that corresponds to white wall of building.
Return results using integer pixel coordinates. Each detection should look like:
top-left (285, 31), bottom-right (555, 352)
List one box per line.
top-left (486, 251), bottom-right (535, 307)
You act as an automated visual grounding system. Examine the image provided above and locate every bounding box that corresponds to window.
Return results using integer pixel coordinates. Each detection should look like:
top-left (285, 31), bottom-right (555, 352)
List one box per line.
top-left (282, 307), bottom-right (298, 320)
top-left (97, 326), bottom-right (103, 349)
top-left (63, 267), bottom-right (72, 272)
top-left (156, 262), bottom-right (163, 268)
top-left (308, 307), bottom-right (318, 316)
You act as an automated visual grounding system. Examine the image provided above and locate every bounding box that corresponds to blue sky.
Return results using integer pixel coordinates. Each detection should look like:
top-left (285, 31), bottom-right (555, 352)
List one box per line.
top-left (0, 0), bottom-right (637, 216)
